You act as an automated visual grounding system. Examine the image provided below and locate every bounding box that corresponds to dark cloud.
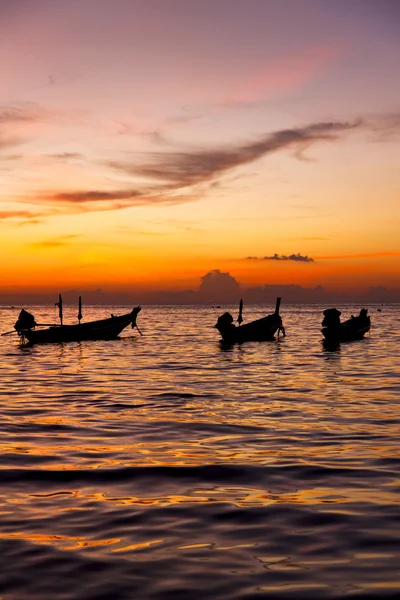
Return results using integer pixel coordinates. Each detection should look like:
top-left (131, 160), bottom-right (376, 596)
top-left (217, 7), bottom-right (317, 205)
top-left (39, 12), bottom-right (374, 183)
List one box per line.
top-left (246, 253), bottom-right (315, 263)
top-left (198, 270), bottom-right (241, 302)
top-left (107, 120), bottom-right (361, 188)
top-left (123, 275), bottom-right (400, 305)
top-left (365, 286), bottom-right (400, 303)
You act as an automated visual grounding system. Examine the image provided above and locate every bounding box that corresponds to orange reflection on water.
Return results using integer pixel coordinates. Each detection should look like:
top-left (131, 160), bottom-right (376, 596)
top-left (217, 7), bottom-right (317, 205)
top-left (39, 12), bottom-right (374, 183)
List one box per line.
top-left (358, 582), bottom-right (400, 590)
top-left (0, 532), bottom-right (84, 545)
top-left (71, 484), bottom-right (400, 509)
top-left (0, 531), bottom-right (123, 552)
top-left (112, 539), bottom-right (164, 553)
top-left (64, 538), bottom-right (121, 550)
top-left (90, 492), bottom-right (211, 506)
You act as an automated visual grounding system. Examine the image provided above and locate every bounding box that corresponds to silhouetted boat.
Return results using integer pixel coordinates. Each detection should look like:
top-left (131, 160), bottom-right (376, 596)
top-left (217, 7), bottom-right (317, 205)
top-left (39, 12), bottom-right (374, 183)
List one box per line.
top-left (12, 300), bottom-right (141, 345)
top-left (215, 297), bottom-right (285, 343)
top-left (321, 308), bottom-right (370, 342)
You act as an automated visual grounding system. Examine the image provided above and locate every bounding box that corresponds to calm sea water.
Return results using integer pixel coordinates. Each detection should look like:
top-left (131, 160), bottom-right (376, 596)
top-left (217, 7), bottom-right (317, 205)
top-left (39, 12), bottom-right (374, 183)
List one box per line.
top-left (0, 303), bottom-right (399, 600)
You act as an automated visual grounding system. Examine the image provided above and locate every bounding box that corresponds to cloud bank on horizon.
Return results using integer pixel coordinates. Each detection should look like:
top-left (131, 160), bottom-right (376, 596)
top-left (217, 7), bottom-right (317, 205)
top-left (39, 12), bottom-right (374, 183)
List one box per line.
top-left (1, 268), bottom-right (399, 305)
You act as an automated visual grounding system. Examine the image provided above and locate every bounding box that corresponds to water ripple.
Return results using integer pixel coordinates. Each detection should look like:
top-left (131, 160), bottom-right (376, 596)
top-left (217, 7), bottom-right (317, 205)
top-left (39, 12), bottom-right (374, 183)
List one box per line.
top-left (0, 304), bottom-right (399, 599)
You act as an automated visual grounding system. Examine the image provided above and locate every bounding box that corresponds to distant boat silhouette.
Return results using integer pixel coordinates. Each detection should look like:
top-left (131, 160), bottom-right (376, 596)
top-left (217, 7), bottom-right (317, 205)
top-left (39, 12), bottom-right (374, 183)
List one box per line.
top-left (321, 308), bottom-right (370, 342)
top-left (12, 295), bottom-right (141, 344)
top-left (215, 297), bottom-right (285, 343)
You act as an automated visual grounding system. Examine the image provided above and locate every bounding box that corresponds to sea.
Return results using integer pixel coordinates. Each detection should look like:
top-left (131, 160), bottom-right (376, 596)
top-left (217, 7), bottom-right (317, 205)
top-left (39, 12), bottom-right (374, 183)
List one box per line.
top-left (0, 303), bottom-right (399, 600)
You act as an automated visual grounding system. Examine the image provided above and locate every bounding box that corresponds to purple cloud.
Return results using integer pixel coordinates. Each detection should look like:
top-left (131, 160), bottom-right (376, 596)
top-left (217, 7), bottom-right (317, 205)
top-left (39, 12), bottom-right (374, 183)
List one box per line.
top-left (246, 253), bottom-right (315, 263)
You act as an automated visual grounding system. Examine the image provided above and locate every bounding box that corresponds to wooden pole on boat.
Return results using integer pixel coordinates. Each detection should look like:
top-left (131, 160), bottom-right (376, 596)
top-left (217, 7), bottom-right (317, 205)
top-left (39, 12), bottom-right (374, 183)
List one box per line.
top-left (78, 296), bottom-right (82, 324)
top-left (55, 294), bottom-right (63, 325)
top-left (238, 298), bottom-right (243, 325)
top-left (275, 297), bottom-right (281, 314)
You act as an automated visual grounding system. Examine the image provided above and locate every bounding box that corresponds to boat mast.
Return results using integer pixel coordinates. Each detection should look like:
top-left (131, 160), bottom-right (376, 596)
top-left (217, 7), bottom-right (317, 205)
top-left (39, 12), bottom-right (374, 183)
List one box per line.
top-left (55, 294), bottom-right (63, 325)
top-left (78, 296), bottom-right (82, 324)
top-left (237, 298), bottom-right (243, 325)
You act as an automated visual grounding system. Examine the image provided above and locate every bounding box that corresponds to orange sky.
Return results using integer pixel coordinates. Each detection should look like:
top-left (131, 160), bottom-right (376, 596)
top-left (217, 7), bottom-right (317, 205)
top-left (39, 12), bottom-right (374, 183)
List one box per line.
top-left (1, 1), bottom-right (399, 302)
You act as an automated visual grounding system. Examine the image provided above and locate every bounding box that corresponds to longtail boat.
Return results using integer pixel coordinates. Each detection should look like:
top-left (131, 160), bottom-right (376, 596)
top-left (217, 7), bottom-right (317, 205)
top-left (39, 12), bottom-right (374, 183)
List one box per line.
top-left (215, 297), bottom-right (285, 343)
top-left (10, 296), bottom-right (141, 344)
top-left (321, 308), bottom-right (370, 342)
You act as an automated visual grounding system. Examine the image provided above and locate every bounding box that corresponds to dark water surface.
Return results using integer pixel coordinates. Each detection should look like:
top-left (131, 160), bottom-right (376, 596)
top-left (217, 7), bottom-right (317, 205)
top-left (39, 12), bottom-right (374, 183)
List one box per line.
top-left (1, 304), bottom-right (399, 600)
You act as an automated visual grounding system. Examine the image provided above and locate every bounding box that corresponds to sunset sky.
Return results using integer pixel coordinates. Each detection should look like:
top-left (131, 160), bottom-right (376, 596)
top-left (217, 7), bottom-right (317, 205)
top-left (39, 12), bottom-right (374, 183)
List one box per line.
top-left (1, 0), bottom-right (399, 302)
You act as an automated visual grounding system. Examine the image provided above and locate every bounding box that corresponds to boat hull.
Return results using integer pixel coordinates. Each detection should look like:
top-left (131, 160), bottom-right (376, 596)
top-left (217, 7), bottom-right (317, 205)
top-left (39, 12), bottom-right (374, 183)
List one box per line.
top-left (321, 323), bottom-right (370, 343)
top-left (21, 308), bottom-right (140, 345)
top-left (321, 307), bottom-right (370, 343)
top-left (216, 313), bottom-right (283, 344)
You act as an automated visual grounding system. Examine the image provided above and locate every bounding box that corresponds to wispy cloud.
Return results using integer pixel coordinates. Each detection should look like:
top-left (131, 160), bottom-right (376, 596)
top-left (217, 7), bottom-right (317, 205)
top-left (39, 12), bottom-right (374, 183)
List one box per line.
top-left (0, 153), bottom-right (23, 161)
top-left (28, 235), bottom-right (80, 249)
top-left (0, 132), bottom-right (22, 150)
top-left (23, 189), bottom-right (200, 216)
top-left (368, 112), bottom-right (400, 141)
top-left (13, 117), bottom-right (388, 216)
top-left (50, 190), bottom-right (143, 203)
top-left (0, 107), bottom-right (41, 125)
top-left (45, 152), bottom-right (83, 160)
top-left (227, 43), bottom-right (345, 103)
top-left (107, 120), bottom-right (361, 188)
top-left (246, 253), bottom-right (315, 263)
top-left (47, 189), bottom-right (196, 207)
top-left (0, 103), bottom-right (88, 127)
top-left (0, 103), bottom-right (88, 151)
top-left (0, 210), bottom-right (45, 222)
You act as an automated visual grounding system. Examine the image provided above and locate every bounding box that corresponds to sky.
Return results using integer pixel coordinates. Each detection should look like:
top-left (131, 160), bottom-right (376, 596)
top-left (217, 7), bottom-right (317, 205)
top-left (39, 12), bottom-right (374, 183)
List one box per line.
top-left (1, 0), bottom-right (399, 303)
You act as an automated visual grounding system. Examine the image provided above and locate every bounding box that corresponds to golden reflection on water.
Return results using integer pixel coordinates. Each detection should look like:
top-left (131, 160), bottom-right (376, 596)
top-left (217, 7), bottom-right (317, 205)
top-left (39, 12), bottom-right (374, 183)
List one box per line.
top-left (361, 581), bottom-right (400, 589)
top-left (1, 305), bottom-right (399, 598)
top-left (112, 539), bottom-right (164, 552)
top-left (6, 483), bottom-right (393, 511)
top-left (3, 434), bottom-right (399, 469)
top-left (0, 532), bottom-right (85, 545)
top-left (64, 538), bottom-right (121, 550)
top-left (259, 583), bottom-right (331, 592)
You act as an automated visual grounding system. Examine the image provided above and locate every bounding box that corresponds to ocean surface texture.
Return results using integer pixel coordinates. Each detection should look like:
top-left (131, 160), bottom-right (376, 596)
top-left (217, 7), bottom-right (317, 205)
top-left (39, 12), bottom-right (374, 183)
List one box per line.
top-left (0, 304), bottom-right (399, 600)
